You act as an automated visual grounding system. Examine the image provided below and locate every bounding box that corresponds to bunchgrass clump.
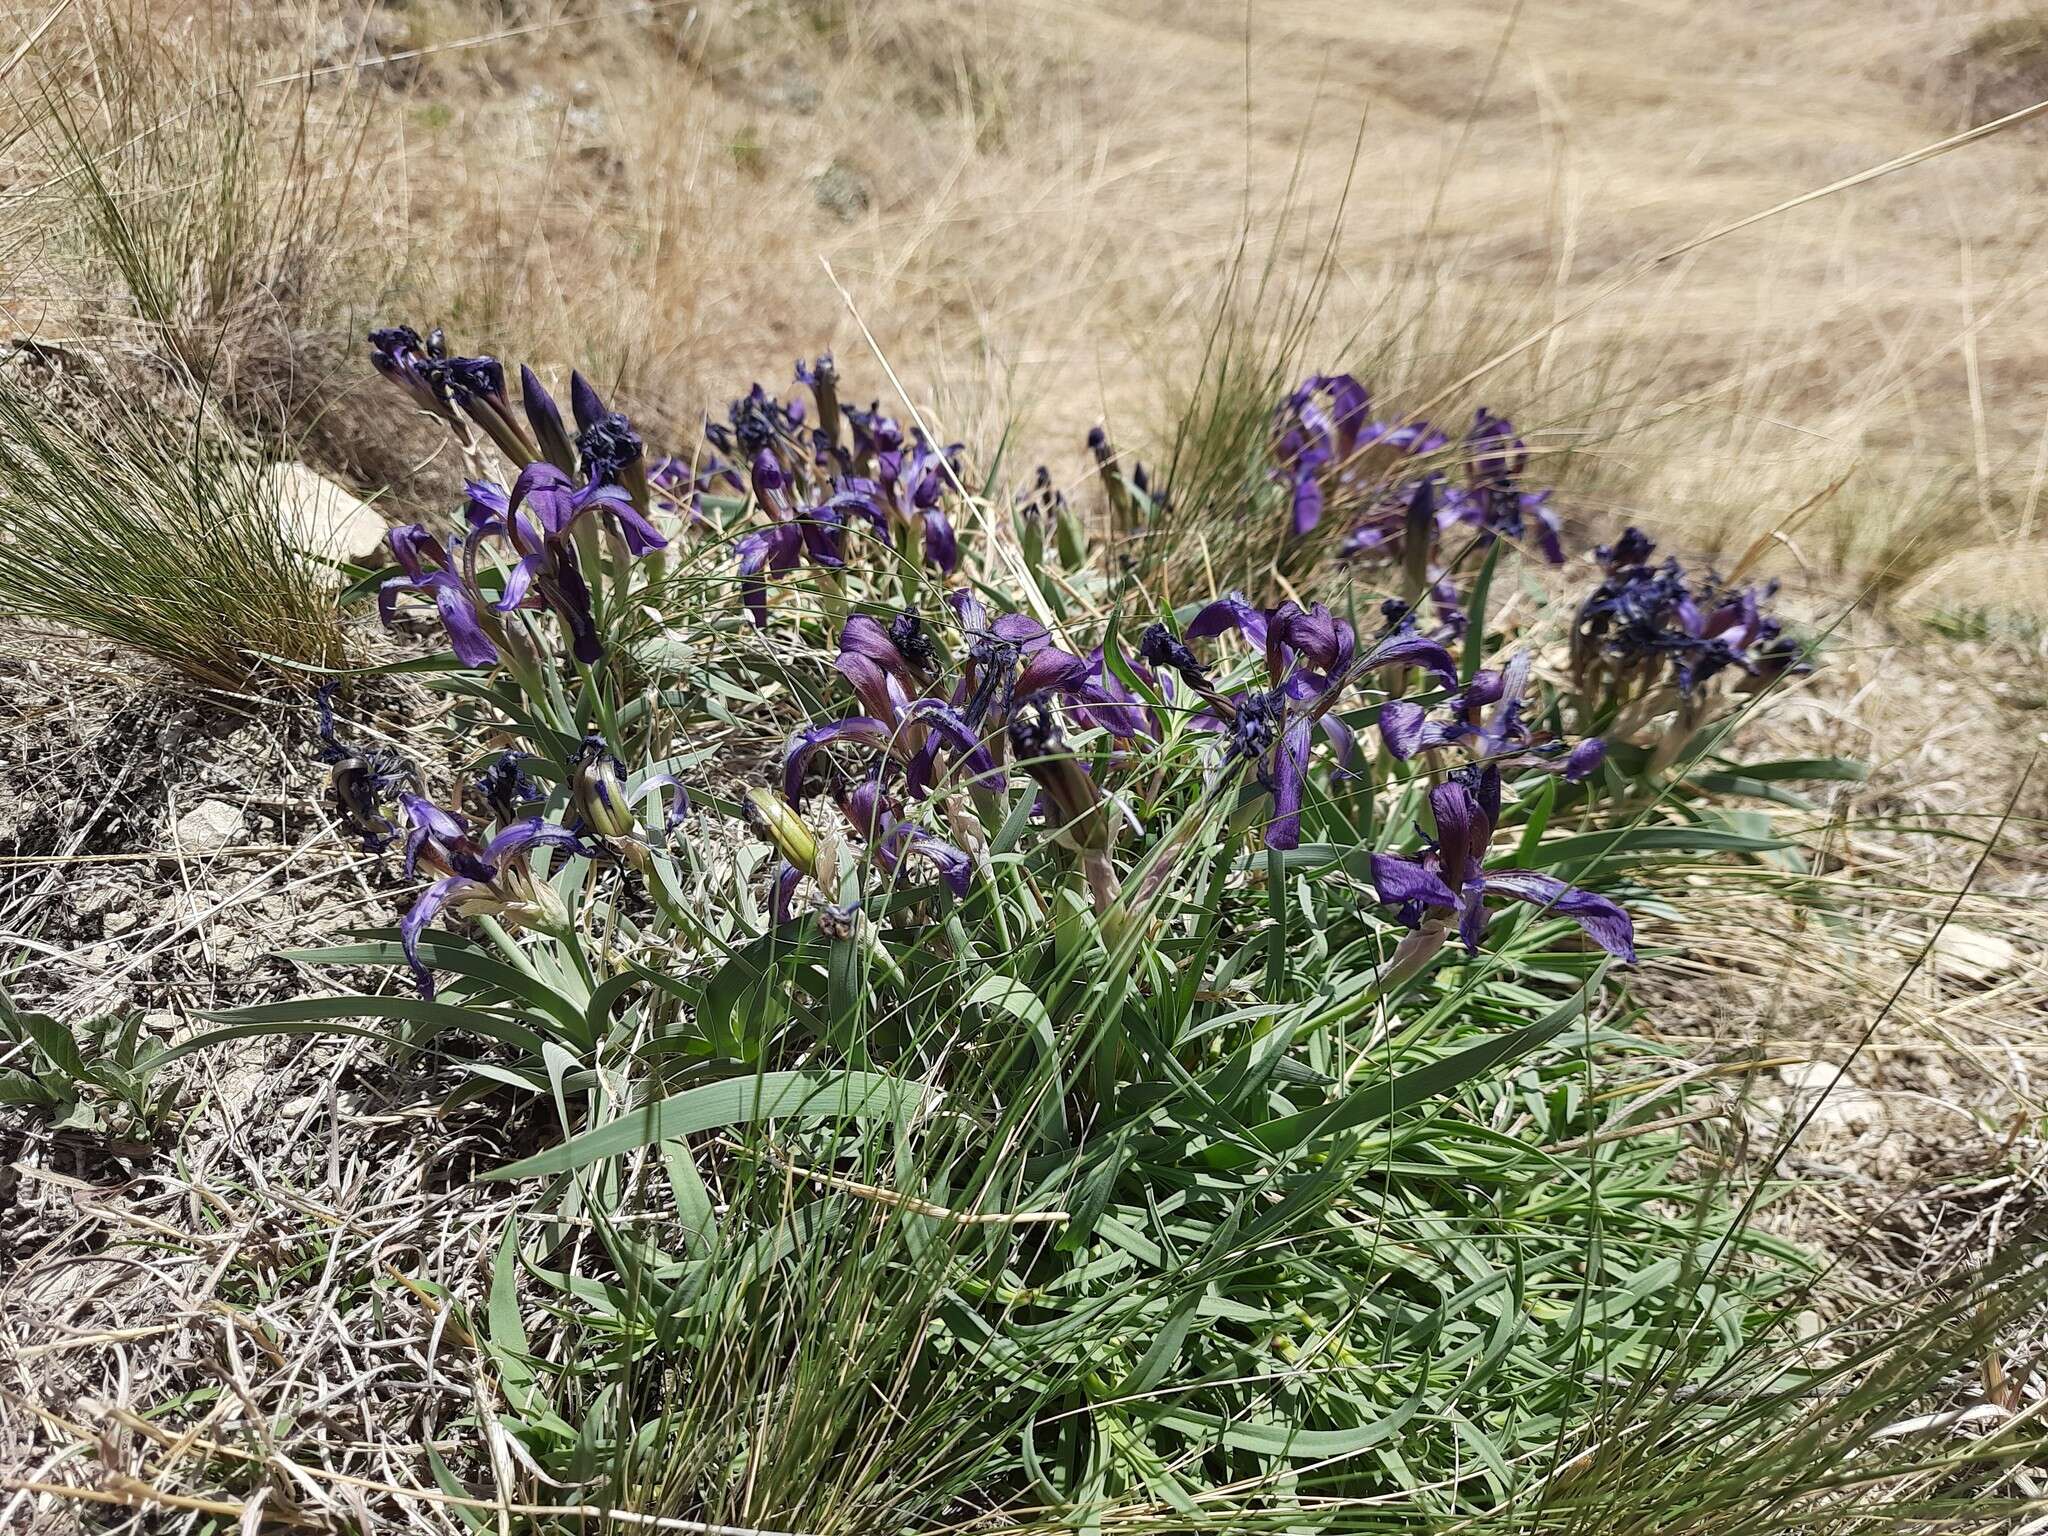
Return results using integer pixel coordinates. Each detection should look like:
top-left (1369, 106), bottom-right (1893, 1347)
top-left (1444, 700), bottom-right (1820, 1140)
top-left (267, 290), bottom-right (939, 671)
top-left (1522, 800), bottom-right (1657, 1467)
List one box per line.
top-left (0, 360), bottom-right (346, 687)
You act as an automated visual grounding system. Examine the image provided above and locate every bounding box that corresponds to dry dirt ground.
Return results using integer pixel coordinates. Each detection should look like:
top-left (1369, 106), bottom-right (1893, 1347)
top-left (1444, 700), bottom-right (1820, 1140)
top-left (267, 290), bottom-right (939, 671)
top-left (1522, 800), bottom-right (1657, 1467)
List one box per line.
top-left (4, 0), bottom-right (2048, 1527)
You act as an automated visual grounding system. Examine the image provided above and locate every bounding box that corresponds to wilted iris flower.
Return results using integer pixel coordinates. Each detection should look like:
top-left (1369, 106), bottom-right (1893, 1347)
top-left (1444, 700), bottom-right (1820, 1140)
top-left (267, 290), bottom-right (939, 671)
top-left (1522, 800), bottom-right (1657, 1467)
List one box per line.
top-left (1569, 527), bottom-right (1809, 768)
top-left (1008, 700), bottom-right (1122, 914)
top-left (395, 793), bottom-right (591, 998)
top-left (567, 733), bottom-right (690, 843)
top-left (469, 750), bottom-right (543, 827)
top-left (313, 684), bottom-right (419, 850)
top-left (1369, 763), bottom-right (1635, 980)
top-left (1149, 592), bottom-right (1457, 849)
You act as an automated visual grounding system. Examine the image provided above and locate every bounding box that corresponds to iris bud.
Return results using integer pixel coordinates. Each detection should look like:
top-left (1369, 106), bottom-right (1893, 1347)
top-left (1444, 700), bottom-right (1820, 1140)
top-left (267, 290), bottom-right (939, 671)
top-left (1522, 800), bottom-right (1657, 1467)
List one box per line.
top-left (571, 735), bottom-right (637, 839)
top-left (746, 788), bottom-right (821, 878)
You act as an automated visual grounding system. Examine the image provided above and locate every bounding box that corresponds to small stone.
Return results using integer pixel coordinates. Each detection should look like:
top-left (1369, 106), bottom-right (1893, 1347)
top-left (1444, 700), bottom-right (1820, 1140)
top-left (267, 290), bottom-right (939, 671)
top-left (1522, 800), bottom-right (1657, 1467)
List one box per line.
top-left (103, 909), bottom-right (140, 937)
top-left (1932, 925), bottom-right (2017, 986)
top-left (174, 799), bottom-right (246, 856)
top-left (812, 160), bottom-right (870, 221)
top-left (270, 462), bottom-right (389, 565)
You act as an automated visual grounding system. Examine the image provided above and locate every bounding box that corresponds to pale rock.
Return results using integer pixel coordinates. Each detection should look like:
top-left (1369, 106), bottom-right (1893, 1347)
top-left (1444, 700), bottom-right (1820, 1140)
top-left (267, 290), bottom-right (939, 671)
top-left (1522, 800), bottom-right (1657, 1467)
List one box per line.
top-left (270, 462), bottom-right (388, 566)
top-left (1931, 924), bottom-right (2018, 986)
top-left (1775, 1060), bottom-right (1881, 1135)
top-left (174, 799), bottom-right (246, 856)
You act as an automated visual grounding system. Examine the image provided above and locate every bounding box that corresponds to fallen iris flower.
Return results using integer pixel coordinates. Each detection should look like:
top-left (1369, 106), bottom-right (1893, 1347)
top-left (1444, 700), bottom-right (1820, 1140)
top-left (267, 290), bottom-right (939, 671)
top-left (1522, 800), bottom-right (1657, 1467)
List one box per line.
top-left (395, 793), bottom-right (591, 998)
top-left (313, 684), bottom-right (419, 850)
top-left (379, 524), bottom-right (501, 668)
top-left (1369, 764), bottom-right (1635, 980)
top-left (1150, 593), bottom-right (1456, 849)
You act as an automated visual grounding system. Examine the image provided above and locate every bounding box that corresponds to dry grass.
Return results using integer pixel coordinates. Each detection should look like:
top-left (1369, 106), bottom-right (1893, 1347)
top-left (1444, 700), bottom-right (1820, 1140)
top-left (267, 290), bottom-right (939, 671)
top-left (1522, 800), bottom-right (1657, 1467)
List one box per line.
top-left (6, 0), bottom-right (2047, 578)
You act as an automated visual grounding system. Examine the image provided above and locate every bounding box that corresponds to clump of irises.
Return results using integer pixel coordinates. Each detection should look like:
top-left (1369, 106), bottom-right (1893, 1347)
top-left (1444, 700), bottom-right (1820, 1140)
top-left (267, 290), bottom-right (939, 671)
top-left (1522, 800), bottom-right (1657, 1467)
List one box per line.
top-left (368, 326), bottom-right (670, 671)
top-left (1266, 373), bottom-right (1565, 615)
top-left (1567, 527), bottom-right (1809, 774)
top-left (708, 356), bottom-right (974, 627)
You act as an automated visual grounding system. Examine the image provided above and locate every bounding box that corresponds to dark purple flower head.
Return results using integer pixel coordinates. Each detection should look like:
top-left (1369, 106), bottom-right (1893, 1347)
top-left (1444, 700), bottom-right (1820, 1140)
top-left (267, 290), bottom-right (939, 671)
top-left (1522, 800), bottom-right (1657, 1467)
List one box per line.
top-left (577, 408), bottom-right (644, 487)
top-left (313, 684), bottom-right (419, 850)
top-left (846, 401), bottom-right (904, 466)
top-left (1597, 526), bottom-right (1656, 571)
top-left (1138, 622), bottom-right (1210, 691)
top-left (1368, 769), bottom-right (1635, 965)
top-left (889, 610), bottom-right (938, 673)
top-left (471, 751), bottom-right (543, 827)
top-left (369, 324), bottom-right (458, 424)
top-left (443, 355), bottom-right (506, 407)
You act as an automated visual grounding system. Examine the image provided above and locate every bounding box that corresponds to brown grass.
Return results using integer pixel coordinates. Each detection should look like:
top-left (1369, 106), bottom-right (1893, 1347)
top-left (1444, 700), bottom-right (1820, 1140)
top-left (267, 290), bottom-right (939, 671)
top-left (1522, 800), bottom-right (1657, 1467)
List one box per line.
top-left (6, 0), bottom-right (2047, 586)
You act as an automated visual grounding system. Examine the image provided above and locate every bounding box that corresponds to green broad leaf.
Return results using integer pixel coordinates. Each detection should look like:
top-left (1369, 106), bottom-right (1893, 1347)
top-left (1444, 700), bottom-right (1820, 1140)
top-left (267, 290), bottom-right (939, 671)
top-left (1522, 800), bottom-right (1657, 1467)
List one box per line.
top-left (696, 926), bottom-right (824, 1060)
top-left (21, 1009), bottom-right (87, 1081)
top-left (967, 975), bottom-right (1054, 1042)
top-left (1519, 825), bottom-right (1790, 871)
top-left (172, 996), bottom-right (545, 1062)
top-left (1461, 541), bottom-right (1503, 681)
top-left (1151, 1372), bottom-right (1426, 1457)
top-left (1688, 771), bottom-right (1817, 811)
top-left (0, 1068), bottom-right (58, 1106)
top-left (1726, 755), bottom-right (1867, 783)
top-left (285, 936), bottom-right (588, 1041)
top-left (1207, 972), bottom-right (1603, 1171)
top-left (480, 1069), bottom-right (933, 1180)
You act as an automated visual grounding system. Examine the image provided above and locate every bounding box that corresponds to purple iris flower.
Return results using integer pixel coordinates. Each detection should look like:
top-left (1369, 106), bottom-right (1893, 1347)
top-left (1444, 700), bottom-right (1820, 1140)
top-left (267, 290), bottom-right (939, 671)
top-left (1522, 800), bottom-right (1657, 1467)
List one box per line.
top-left (1435, 409), bottom-right (1566, 564)
top-left (709, 382), bottom-right (806, 464)
top-left (313, 684), bottom-right (419, 850)
top-left (568, 372), bottom-right (652, 516)
top-left (1571, 526), bottom-right (1808, 700)
top-left (1164, 592), bottom-right (1457, 849)
top-left (733, 450), bottom-right (891, 626)
top-left (1272, 374), bottom-right (1369, 537)
top-left (467, 463), bottom-right (666, 664)
top-left (1370, 764), bottom-right (1635, 965)
top-left (796, 353), bottom-right (841, 448)
top-left (379, 524), bottom-right (501, 668)
top-left (1562, 736), bottom-right (1607, 784)
top-left (440, 353), bottom-right (544, 466)
top-left (947, 590), bottom-right (1098, 740)
top-left (395, 794), bottom-right (591, 999)
top-left (782, 609), bottom-right (995, 808)
top-left (829, 773), bottom-right (973, 900)
top-left (1378, 649), bottom-right (1535, 762)
top-left (1008, 701), bottom-right (1121, 914)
